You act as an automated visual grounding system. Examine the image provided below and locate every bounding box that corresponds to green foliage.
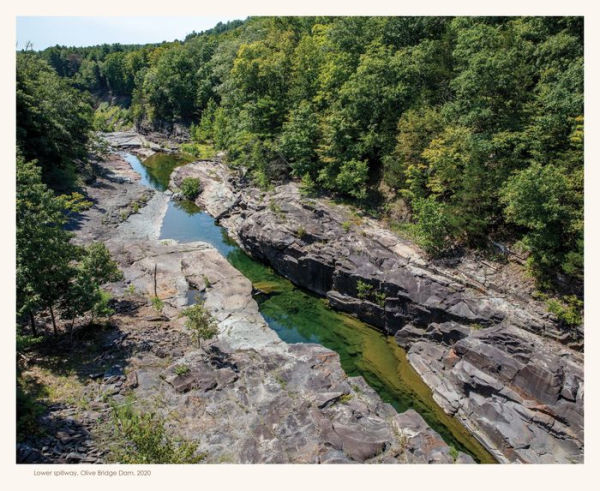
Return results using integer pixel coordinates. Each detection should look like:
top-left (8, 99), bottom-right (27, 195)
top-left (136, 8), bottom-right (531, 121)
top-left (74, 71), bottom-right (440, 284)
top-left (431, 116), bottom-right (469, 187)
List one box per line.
top-left (180, 142), bottom-right (216, 160)
top-left (181, 301), bottom-right (218, 346)
top-left (17, 52), bottom-right (93, 189)
top-left (17, 158), bottom-right (122, 336)
top-left (29, 16), bottom-right (584, 292)
top-left (356, 280), bottom-right (374, 300)
top-left (17, 381), bottom-right (46, 440)
top-left (110, 404), bottom-right (204, 463)
top-left (373, 291), bottom-right (386, 308)
top-left (174, 364), bottom-right (191, 376)
top-left (180, 177), bottom-right (201, 200)
top-left (296, 226), bottom-right (306, 239)
top-left (449, 445), bottom-right (459, 462)
top-left (500, 162), bottom-right (582, 280)
top-left (341, 221), bottom-right (352, 233)
top-left (334, 160), bottom-right (369, 200)
top-left (93, 102), bottom-right (132, 132)
top-left (413, 197), bottom-right (451, 256)
top-left (546, 295), bottom-right (583, 328)
top-left (151, 296), bottom-right (164, 312)
top-left (356, 280), bottom-right (385, 307)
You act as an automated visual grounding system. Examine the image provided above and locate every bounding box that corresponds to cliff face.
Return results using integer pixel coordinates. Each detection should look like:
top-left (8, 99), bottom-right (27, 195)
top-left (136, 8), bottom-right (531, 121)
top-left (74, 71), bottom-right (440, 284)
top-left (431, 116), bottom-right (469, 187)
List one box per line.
top-left (171, 160), bottom-right (584, 464)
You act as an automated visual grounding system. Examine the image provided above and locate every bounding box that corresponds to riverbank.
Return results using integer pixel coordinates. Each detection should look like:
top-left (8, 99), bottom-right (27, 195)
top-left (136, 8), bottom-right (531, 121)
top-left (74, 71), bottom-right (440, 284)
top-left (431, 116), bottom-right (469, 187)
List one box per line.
top-left (17, 146), bottom-right (476, 464)
top-left (169, 152), bottom-right (584, 463)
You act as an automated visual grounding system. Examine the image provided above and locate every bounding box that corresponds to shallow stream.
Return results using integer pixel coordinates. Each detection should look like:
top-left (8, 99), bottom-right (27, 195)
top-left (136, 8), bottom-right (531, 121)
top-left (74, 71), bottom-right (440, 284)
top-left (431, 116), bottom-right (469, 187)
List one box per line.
top-left (123, 152), bottom-right (496, 463)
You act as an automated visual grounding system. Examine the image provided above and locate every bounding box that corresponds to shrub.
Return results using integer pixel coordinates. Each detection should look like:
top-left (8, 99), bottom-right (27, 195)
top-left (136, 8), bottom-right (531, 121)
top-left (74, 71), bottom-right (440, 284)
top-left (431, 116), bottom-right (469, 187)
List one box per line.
top-left (181, 301), bottom-right (218, 346)
top-left (356, 280), bottom-right (373, 299)
top-left (413, 197), bottom-right (451, 256)
top-left (546, 295), bottom-right (583, 327)
top-left (151, 296), bottom-right (164, 312)
top-left (174, 364), bottom-right (190, 376)
top-left (342, 221), bottom-right (352, 233)
top-left (373, 291), bottom-right (386, 308)
top-left (180, 177), bottom-right (200, 200)
top-left (335, 159), bottom-right (368, 200)
top-left (110, 404), bottom-right (204, 464)
top-left (449, 445), bottom-right (459, 462)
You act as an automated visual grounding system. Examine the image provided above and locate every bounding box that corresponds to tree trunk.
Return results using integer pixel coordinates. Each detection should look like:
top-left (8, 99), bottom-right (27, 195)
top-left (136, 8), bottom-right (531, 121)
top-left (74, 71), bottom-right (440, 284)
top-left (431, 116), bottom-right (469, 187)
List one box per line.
top-left (69, 319), bottom-right (75, 349)
top-left (49, 306), bottom-right (57, 335)
top-left (29, 311), bottom-right (37, 337)
top-left (154, 263), bottom-right (158, 298)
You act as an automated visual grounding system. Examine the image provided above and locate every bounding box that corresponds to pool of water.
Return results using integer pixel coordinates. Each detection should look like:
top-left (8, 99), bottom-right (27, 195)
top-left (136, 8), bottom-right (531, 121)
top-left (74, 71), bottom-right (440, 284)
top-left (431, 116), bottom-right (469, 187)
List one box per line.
top-left (123, 152), bottom-right (193, 191)
top-left (125, 152), bottom-right (495, 463)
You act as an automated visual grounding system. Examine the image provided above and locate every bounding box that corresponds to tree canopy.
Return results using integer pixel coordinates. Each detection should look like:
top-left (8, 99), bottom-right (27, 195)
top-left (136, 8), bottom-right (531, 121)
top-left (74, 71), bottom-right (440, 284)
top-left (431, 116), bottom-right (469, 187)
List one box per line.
top-left (26, 16), bottom-right (584, 288)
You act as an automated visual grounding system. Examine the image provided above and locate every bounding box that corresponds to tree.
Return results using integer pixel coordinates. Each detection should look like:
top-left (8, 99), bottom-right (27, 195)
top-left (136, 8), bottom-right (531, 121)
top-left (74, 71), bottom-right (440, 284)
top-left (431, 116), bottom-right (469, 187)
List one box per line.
top-left (17, 52), bottom-right (93, 189)
top-left (413, 197), bottom-right (451, 256)
top-left (17, 158), bottom-right (122, 337)
top-left (16, 158), bottom-right (81, 334)
top-left (500, 162), bottom-right (582, 281)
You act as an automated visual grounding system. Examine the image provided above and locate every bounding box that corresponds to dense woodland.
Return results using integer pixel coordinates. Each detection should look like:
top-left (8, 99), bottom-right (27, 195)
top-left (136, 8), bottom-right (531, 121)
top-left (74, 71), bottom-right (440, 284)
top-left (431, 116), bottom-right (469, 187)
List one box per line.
top-left (17, 17), bottom-right (584, 334)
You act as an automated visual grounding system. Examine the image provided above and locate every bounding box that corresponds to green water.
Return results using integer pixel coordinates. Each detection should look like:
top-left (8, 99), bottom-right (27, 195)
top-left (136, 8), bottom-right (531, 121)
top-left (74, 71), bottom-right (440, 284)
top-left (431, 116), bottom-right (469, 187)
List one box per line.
top-left (125, 152), bottom-right (496, 463)
top-left (124, 152), bottom-right (193, 191)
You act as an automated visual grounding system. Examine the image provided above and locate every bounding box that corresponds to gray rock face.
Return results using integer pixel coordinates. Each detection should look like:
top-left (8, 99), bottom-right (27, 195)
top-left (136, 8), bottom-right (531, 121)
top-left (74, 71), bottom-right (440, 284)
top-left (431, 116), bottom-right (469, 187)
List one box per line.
top-left (28, 145), bottom-right (472, 465)
top-left (172, 161), bottom-right (584, 463)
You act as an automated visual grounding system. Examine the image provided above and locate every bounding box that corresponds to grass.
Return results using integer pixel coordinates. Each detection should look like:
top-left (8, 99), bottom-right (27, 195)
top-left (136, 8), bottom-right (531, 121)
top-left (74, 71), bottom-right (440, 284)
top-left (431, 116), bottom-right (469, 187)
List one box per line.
top-left (151, 296), bottom-right (164, 312)
top-left (339, 393), bottom-right (354, 404)
top-left (341, 221), bottom-right (352, 233)
top-left (274, 373), bottom-right (287, 390)
top-left (296, 226), bottom-right (306, 239)
top-left (390, 221), bottom-right (421, 242)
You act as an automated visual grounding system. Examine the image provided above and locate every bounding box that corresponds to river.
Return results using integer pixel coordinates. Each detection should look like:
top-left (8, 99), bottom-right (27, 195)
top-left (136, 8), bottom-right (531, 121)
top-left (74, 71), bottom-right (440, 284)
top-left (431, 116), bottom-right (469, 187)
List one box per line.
top-left (123, 152), bottom-right (496, 464)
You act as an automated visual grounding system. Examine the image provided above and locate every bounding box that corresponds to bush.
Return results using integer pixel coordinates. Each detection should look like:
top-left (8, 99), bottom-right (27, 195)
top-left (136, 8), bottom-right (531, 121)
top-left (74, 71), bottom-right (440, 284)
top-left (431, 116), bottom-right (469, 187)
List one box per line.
top-left (546, 295), bottom-right (583, 328)
top-left (181, 301), bottom-right (218, 346)
top-left (356, 280), bottom-right (373, 299)
top-left (110, 404), bottom-right (204, 463)
top-left (180, 142), bottom-right (216, 160)
top-left (413, 197), bottom-right (451, 256)
top-left (174, 364), bottom-right (190, 376)
top-left (151, 296), bottom-right (164, 311)
top-left (180, 177), bottom-right (201, 200)
top-left (334, 160), bottom-right (368, 200)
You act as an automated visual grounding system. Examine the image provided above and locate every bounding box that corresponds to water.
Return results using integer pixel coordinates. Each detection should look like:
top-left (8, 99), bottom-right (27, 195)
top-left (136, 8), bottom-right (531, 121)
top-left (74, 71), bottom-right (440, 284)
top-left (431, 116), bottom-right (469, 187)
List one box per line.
top-left (123, 152), bottom-right (193, 191)
top-left (125, 152), bottom-right (496, 463)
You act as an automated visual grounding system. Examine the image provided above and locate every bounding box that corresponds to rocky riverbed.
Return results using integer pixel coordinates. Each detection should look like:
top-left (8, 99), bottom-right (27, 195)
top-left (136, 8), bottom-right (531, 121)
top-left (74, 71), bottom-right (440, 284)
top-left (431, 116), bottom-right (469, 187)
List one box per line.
top-left (18, 141), bottom-right (475, 464)
top-left (170, 156), bottom-right (584, 464)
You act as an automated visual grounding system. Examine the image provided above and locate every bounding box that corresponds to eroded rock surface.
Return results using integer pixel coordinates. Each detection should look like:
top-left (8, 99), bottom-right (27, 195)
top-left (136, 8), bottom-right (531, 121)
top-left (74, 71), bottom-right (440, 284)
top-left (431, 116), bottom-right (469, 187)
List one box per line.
top-left (21, 149), bottom-right (473, 464)
top-left (171, 159), bottom-right (584, 463)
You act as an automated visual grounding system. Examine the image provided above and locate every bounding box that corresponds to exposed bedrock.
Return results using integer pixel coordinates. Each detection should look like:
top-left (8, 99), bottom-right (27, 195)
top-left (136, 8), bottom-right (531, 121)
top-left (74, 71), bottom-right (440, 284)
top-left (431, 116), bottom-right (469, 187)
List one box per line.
top-left (49, 146), bottom-right (473, 465)
top-left (170, 160), bottom-right (584, 463)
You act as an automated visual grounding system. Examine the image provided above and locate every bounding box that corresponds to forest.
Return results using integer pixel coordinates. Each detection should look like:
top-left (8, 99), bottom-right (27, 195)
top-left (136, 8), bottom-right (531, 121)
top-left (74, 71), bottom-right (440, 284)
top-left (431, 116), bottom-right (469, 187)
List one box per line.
top-left (17, 16), bottom-right (583, 327)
